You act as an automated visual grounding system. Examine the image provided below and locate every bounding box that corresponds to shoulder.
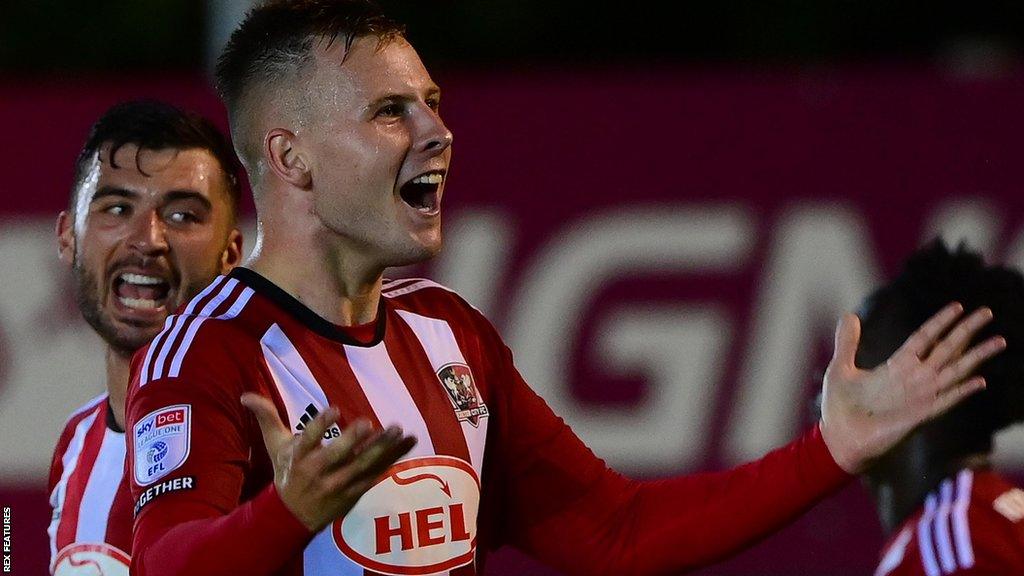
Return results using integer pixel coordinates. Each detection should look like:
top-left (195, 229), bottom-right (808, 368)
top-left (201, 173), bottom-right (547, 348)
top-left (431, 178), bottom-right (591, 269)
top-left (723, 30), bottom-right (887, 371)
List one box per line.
top-left (133, 278), bottom-right (262, 389)
top-left (964, 471), bottom-right (1024, 567)
top-left (384, 277), bottom-right (501, 341)
top-left (384, 277), bottom-right (483, 322)
top-left (49, 393), bottom-right (108, 490)
top-left (383, 277), bottom-right (464, 304)
top-left (58, 393), bottom-right (108, 434)
top-left (878, 470), bottom-right (1024, 576)
top-left (52, 393), bottom-right (107, 459)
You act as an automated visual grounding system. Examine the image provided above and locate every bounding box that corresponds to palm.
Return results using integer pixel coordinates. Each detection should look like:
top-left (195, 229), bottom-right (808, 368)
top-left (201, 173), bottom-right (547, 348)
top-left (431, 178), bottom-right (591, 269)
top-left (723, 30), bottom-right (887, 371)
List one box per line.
top-left (820, 304), bottom-right (1004, 473)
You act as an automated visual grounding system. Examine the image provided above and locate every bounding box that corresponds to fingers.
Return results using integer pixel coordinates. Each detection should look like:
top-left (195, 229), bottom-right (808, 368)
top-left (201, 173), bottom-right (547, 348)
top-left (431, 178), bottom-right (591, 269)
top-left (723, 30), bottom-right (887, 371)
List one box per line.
top-left (936, 335), bottom-right (1006, 392)
top-left (329, 426), bottom-right (417, 486)
top-left (295, 405), bottom-right (341, 456)
top-left (830, 313), bottom-right (862, 373)
top-left (897, 302), bottom-right (964, 359)
top-left (241, 393), bottom-right (291, 456)
top-left (317, 418), bottom-right (374, 469)
top-left (925, 307), bottom-right (994, 369)
top-left (931, 376), bottom-right (987, 419)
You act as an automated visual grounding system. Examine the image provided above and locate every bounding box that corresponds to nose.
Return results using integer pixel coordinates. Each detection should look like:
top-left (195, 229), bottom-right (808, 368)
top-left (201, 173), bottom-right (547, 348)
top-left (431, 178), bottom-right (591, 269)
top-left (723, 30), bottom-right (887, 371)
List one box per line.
top-left (415, 105), bottom-right (453, 155)
top-left (127, 210), bottom-right (169, 257)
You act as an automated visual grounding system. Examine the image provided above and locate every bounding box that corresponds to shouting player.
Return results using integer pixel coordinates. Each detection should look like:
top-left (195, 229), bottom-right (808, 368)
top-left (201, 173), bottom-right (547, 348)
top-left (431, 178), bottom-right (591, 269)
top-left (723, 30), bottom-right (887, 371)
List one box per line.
top-left (48, 101), bottom-right (243, 574)
top-left (125, 2), bottom-right (1005, 575)
top-left (859, 242), bottom-right (1024, 575)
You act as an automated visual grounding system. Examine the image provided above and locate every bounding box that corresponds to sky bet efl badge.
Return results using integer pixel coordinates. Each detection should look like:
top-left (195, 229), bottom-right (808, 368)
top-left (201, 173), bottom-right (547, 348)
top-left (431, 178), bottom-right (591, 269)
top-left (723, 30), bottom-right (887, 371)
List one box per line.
top-left (134, 405), bottom-right (191, 486)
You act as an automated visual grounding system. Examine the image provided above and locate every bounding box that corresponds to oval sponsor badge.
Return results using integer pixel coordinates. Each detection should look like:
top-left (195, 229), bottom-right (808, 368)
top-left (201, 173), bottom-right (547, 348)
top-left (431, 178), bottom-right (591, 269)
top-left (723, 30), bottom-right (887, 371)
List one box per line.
top-left (53, 542), bottom-right (130, 576)
top-left (133, 405), bottom-right (191, 485)
top-left (333, 455), bottom-right (480, 576)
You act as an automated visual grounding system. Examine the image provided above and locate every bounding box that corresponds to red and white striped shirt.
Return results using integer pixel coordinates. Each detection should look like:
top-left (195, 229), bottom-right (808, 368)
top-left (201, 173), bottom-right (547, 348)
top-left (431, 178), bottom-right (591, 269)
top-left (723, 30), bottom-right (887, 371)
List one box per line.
top-left (875, 469), bottom-right (1024, 576)
top-left (126, 267), bottom-right (850, 576)
top-left (48, 393), bottom-right (132, 575)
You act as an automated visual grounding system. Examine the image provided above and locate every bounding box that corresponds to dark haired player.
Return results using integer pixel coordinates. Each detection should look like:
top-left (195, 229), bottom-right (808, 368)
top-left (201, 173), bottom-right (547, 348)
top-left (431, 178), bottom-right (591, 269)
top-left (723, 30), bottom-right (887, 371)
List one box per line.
top-left (126, 2), bottom-right (1005, 575)
top-left (857, 242), bottom-right (1024, 575)
top-left (47, 101), bottom-right (243, 575)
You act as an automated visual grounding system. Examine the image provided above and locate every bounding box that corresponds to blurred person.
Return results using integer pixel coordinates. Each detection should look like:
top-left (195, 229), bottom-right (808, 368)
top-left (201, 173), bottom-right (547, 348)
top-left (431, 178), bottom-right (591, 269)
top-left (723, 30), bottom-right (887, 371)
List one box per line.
top-left (125, 2), bottom-right (1005, 575)
top-left (47, 100), bottom-right (243, 575)
top-left (857, 241), bottom-right (1024, 575)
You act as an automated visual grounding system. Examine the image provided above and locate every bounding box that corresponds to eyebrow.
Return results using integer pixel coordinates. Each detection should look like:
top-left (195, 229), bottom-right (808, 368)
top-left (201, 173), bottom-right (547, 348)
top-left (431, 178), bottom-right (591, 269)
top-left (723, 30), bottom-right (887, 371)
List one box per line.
top-left (89, 187), bottom-right (212, 210)
top-left (365, 87), bottom-right (442, 111)
top-left (89, 186), bottom-right (138, 204)
top-left (164, 190), bottom-right (213, 210)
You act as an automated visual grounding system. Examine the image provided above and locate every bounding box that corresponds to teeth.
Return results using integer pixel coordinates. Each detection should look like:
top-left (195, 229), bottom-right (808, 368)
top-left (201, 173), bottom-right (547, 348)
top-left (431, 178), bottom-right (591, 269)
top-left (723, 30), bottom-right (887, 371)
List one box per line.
top-left (120, 273), bottom-right (163, 286)
top-left (119, 297), bottom-right (161, 310)
top-left (411, 173), bottom-right (444, 185)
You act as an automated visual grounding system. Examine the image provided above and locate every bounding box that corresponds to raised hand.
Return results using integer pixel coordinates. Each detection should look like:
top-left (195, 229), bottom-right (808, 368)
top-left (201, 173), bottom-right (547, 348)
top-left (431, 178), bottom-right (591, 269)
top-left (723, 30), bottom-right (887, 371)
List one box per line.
top-left (820, 303), bottom-right (1005, 473)
top-left (240, 393), bottom-right (417, 532)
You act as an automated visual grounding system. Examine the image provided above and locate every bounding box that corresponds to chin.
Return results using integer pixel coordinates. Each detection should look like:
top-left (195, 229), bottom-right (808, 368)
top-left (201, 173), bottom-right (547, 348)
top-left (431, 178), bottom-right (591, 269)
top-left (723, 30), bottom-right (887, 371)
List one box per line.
top-left (386, 241), bottom-right (441, 269)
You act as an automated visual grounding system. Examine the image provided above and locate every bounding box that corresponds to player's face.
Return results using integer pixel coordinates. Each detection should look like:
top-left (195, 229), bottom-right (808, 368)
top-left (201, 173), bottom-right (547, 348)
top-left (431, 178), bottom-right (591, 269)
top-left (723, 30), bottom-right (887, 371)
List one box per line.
top-left (57, 144), bottom-right (243, 354)
top-left (304, 36), bottom-right (453, 268)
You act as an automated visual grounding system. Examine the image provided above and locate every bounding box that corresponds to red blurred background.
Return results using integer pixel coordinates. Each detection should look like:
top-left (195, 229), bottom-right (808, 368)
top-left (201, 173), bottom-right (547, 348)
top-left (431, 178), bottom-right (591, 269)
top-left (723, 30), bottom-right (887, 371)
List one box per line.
top-left (3, 2), bottom-right (1024, 574)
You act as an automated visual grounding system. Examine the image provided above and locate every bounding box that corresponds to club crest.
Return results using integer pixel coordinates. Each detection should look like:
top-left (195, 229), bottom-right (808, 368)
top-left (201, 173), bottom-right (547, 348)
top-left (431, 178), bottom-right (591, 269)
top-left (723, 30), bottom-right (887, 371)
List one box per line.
top-left (436, 363), bottom-right (488, 427)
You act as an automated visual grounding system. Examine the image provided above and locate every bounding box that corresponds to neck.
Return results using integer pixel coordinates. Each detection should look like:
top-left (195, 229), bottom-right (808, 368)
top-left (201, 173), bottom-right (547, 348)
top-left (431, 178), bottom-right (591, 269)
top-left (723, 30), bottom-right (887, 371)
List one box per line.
top-left (105, 347), bottom-right (131, 430)
top-left (247, 220), bottom-right (384, 326)
top-left (867, 451), bottom-right (990, 534)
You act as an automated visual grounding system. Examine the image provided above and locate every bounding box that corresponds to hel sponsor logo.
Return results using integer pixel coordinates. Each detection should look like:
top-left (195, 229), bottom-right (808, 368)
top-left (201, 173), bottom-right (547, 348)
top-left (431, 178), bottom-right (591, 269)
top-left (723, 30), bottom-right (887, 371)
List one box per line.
top-left (53, 542), bottom-right (130, 576)
top-left (134, 476), bottom-right (196, 516)
top-left (133, 405), bottom-right (191, 486)
top-left (294, 403), bottom-right (341, 440)
top-left (436, 363), bottom-right (488, 427)
top-left (334, 455), bottom-right (480, 575)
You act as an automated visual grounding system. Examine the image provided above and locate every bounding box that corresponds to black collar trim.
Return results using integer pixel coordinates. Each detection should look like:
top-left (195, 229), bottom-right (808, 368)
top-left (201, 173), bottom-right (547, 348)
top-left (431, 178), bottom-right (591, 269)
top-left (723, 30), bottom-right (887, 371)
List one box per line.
top-left (229, 267), bottom-right (387, 347)
top-left (106, 398), bottom-right (124, 434)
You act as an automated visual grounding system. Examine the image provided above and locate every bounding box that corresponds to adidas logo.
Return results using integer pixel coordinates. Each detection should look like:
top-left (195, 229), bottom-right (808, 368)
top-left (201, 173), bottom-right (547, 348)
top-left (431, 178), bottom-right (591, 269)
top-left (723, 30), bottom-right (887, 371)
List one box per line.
top-left (295, 403), bottom-right (342, 440)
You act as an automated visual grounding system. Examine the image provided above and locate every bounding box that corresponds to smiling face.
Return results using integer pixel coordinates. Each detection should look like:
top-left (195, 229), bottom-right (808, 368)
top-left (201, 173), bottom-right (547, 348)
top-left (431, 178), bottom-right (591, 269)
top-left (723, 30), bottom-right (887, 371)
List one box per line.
top-left (300, 35), bottom-right (453, 269)
top-left (58, 143), bottom-right (242, 354)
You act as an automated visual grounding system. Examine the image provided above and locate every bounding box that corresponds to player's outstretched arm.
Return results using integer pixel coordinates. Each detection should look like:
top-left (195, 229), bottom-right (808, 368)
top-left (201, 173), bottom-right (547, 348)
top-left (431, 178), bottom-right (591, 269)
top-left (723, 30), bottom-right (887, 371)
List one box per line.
top-left (241, 393), bottom-right (417, 532)
top-left (820, 303), bottom-right (1005, 473)
top-left (475, 301), bottom-right (1004, 575)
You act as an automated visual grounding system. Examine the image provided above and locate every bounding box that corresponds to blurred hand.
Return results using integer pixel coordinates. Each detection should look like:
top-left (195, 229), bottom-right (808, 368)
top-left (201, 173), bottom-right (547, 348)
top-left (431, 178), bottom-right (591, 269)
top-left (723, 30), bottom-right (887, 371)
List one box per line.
top-left (241, 393), bottom-right (417, 532)
top-left (820, 302), bottom-right (1005, 473)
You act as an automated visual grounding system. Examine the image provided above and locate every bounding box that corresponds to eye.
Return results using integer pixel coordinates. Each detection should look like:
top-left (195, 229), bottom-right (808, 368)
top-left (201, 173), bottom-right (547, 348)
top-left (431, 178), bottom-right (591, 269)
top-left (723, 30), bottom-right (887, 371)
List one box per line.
top-left (376, 102), bottom-right (405, 118)
top-left (426, 98), bottom-right (440, 112)
top-left (166, 211), bottom-right (199, 224)
top-left (103, 204), bottom-right (130, 217)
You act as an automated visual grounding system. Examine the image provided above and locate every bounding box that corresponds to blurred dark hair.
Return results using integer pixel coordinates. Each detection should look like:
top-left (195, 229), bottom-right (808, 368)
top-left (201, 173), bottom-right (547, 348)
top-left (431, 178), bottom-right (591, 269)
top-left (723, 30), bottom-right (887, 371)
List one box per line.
top-left (70, 100), bottom-right (242, 217)
top-left (857, 240), bottom-right (1024, 449)
top-left (215, 0), bottom-right (404, 123)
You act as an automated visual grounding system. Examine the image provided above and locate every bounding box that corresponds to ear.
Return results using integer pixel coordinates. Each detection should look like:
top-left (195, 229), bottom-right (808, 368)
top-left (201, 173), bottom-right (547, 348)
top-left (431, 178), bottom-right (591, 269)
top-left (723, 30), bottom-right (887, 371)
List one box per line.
top-left (56, 210), bottom-right (75, 266)
top-left (265, 128), bottom-right (312, 189)
top-left (219, 228), bottom-right (244, 274)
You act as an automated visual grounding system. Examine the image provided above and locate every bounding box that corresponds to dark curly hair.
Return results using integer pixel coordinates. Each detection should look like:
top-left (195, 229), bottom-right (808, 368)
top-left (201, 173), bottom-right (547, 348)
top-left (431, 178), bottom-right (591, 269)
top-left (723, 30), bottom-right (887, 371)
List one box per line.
top-left (70, 99), bottom-right (241, 219)
top-left (856, 239), bottom-right (1024, 449)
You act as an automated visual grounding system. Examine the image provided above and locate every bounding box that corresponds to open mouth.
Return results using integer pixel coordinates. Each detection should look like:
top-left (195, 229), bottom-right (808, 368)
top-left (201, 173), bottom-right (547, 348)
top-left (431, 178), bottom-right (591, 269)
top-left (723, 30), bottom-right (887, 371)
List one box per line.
top-left (399, 171), bottom-right (444, 213)
top-left (112, 272), bottom-right (171, 311)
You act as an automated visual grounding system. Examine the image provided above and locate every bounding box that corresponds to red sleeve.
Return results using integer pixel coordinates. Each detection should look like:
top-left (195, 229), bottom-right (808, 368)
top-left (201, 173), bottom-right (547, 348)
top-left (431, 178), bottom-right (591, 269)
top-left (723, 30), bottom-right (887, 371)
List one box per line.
top-left (127, 329), bottom-right (312, 576)
top-left (481, 327), bottom-right (851, 575)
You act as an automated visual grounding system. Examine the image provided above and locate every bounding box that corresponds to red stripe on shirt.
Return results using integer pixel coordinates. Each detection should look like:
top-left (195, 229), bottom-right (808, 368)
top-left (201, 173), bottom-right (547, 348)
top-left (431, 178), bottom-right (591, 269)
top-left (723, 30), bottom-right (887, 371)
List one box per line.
top-left (56, 404), bottom-right (107, 550)
top-left (386, 310), bottom-right (472, 464)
